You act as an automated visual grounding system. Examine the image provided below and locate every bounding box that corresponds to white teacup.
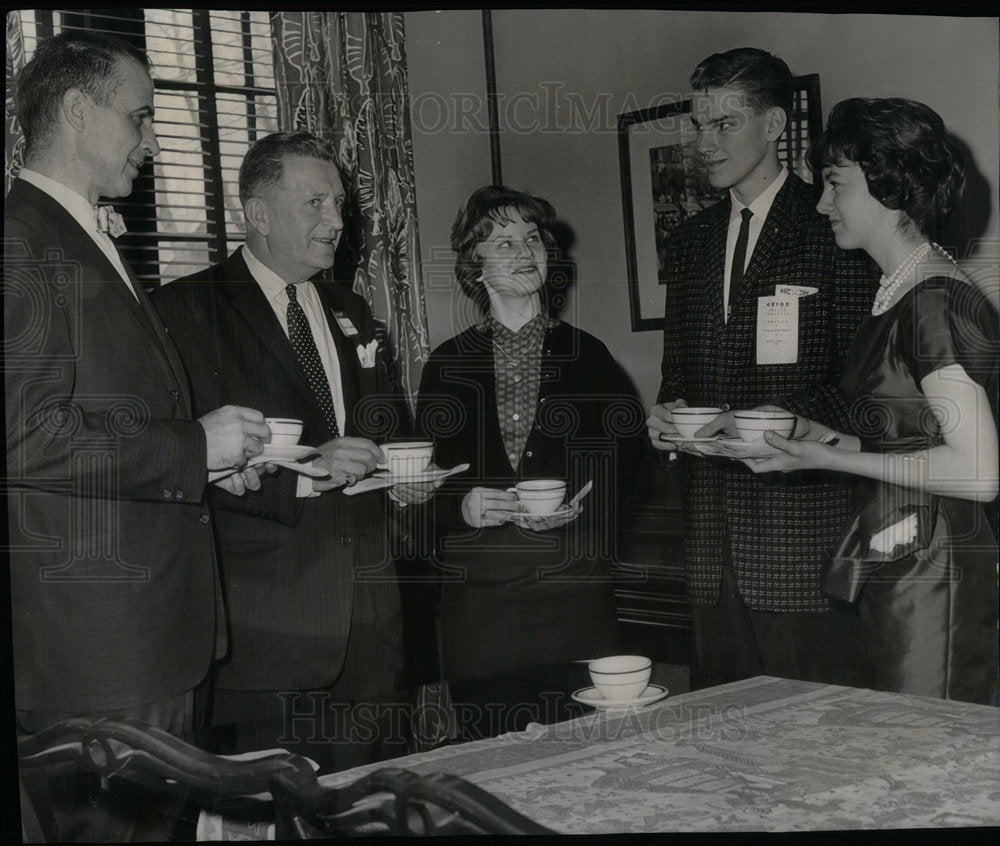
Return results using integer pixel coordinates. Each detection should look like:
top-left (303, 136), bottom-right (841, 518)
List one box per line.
top-left (509, 479), bottom-right (566, 515)
top-left (381, 441), bottom-right (434, 477)
top-left (670, 406), bottom-right (724, 439)
top-left (265, 418), bottom-right (303, 447)
top-left (589, 655), bottom-right (652, 701)
top-left (733, 410), bottom-right (796, 442)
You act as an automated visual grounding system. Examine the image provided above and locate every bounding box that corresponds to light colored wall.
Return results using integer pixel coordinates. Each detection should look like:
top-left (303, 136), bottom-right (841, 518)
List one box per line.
top-left (406, 10), bottom-right (492, 351)
top-left (407, 10), bottom-right (999, 408)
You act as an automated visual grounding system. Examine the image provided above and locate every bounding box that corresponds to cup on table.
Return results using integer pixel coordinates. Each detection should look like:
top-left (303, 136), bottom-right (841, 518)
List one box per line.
top-left (381, 441), bottom-right (434, 477)
top-left (670, 407), bottom-right (724, 439)
top-left (509, 479), bottom-right (566, 515)
top-left (265, 418), bottom-right (303, 447)
top-left (588, 655), bottom-right (652, 701)
top-left (733, 410), bottom-right (796, 442)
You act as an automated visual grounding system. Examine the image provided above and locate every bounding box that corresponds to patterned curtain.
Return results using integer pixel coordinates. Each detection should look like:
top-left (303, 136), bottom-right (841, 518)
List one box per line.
top-left (5, 10), bottom-right (26, 194)
top-left (270, 11), bottom-right (430, 414)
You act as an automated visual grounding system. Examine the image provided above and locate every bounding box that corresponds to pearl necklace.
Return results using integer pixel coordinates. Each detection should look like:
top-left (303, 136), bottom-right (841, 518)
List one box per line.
top-left (871, 242), bottom-right (932, 316)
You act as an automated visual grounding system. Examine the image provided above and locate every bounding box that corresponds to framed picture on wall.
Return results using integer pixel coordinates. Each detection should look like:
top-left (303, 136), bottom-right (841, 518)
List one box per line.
top-left (619, 75), bottom-right (823, 332)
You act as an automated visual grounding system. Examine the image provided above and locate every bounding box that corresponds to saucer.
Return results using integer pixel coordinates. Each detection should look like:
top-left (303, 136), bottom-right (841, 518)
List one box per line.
top-left (695, 438), bottom-right (782, 459)
top-left (246, 445), bottom-right (326, 478)
top-left (372, 467), bottom-right (454, 484)
top-left (255, 459), bottom-right (328, 479)
top-left (258, 444), bottom-right (318, 462)
top-left (658, 435), bottom-right (721, 444)
top-left (510, 504), bottom-right (578, 526)
top-left (571, 684), bottom-right (669, 710)
top-left (208, 446), bottom-right (326, 482)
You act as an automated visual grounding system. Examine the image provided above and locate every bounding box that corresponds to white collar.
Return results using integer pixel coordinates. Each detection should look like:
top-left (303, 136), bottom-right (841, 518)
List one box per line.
top-left (242, 243), bottom-right (306, 302)
top-left (730, 165), bottom-right (788, 222)
top-left (18, 168), bottom-right (102, 235)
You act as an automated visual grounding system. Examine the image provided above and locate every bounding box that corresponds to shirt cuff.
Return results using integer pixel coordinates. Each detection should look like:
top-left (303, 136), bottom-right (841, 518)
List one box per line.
top-left (296, 474), bottom-right (320, 498)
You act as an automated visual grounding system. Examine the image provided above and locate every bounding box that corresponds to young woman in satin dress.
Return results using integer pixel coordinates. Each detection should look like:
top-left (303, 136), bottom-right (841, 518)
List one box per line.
top-left (744, 98), bottom-right (998, 705)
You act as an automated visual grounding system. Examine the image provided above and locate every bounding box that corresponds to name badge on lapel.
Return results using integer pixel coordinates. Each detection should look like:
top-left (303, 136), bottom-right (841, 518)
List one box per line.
top-left (776, 284), bottom-right (818, 297)
top-left (332, 310), bottom-right (359, 337)
top-left (756, 295), bottom-right (799, 364)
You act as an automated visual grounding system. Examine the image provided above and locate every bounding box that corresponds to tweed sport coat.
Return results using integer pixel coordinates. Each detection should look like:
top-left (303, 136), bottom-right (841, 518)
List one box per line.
top-left (152, 250), bottom-right (406, 690)
top-left (4, 179), bottom-right (220, 712)
top-left (658, 173), bottom-right (878, 611)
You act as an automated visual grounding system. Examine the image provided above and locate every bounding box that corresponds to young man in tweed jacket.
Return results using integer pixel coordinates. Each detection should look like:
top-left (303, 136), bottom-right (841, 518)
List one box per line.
top-left (647, 48), bottom-right (877, 688)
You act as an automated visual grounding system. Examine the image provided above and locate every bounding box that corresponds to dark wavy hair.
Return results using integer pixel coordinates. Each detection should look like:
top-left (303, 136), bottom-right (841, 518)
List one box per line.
top-left (450, 185), bottom-right (557, 310)
top-left (689, 47), bottom-right (793, 118)
top-left (807, 97), bottom-right (965, 238)
top-left (239, 131), bottom-right (340, 206)
top-left (15, 31), bottom-right (150, 158)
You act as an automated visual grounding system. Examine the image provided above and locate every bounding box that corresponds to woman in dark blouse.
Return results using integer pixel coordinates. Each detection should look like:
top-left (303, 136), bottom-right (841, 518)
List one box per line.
top-left (416, 186), bottom-right (645, 735)
top-left (744, 99), bottom-right (998, 704)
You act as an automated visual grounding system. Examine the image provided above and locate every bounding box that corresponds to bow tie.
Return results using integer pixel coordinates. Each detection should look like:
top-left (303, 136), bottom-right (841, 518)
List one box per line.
top-left (95, 205), bottom-right (127, 238)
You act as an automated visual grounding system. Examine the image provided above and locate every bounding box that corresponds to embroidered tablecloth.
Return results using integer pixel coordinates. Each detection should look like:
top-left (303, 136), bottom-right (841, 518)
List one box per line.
top-left (318, 675), bottom-right (1000, 832)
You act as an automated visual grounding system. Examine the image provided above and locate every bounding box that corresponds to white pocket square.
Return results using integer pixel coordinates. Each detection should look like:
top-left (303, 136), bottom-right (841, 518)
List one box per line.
top-left (357, 339), bottom-right (378, 368)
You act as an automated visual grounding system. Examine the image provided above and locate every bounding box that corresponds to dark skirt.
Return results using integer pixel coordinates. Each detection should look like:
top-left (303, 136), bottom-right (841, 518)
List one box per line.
top-left (825, 484), bottom-right (998, 705)
top-left (438, 523), bottom-right (619, 682)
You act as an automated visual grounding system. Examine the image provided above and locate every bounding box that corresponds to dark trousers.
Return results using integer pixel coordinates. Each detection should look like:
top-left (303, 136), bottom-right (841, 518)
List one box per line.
top-left (209, 584), bottom-right (408, 776)
top-left (691, 559), bottom-right (859, 690)
top-left (18, 691), bottom-right (197, 842)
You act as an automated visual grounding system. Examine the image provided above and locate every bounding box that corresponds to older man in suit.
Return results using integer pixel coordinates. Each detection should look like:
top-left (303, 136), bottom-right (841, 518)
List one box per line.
top-left (647, 48), bottom-right (877, 688)
top-left (152, 131), bottom-right (426, 773)
top-left (5, 31), bottom-right (269, 840)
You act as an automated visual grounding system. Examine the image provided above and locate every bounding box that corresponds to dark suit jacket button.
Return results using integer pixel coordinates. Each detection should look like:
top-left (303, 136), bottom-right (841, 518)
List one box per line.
top-left (170, 390), bottom-right (181, 401)
top-left (175, 490), bottom-right (185, 500)
top-left (163, 489), bottom-right (173, 499)
top-left (199, 514), bottom-right (210, 525)
top-left (340, 535), bottom-right (353, 545)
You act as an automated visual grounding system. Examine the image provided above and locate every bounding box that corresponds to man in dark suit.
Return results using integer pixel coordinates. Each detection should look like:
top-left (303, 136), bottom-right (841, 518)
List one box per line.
top-left (152, 131), bottom-right (424, 773)
top-left (4, 31), bottom-right (270, 840)
top-left (646, 48), bottom-right (876, 688)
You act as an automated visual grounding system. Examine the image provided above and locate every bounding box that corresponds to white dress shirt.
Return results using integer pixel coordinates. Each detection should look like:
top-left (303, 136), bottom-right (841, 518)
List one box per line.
top-left (242, 245), bottom-right (347, 498)
top-left (17, 168), bottom-right (137, 299)
top-left (723, 166), bottom-right (788, 322)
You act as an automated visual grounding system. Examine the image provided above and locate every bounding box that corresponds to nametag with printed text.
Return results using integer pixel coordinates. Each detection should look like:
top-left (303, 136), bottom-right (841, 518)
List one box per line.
top-left (756, 295), bottom-right (799, 364)
top-left (333, 311), bottom-right (359, 336)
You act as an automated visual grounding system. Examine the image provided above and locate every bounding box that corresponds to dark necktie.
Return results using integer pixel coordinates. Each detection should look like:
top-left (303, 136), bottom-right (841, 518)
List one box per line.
top-left (728, 207), bottom-right (753, 318)
top-left (286, 284), bottom-right (340, 438)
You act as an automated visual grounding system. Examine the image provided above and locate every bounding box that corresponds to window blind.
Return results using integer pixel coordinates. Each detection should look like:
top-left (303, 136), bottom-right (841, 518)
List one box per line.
top-left (19, 8), bottom-right (278, 285)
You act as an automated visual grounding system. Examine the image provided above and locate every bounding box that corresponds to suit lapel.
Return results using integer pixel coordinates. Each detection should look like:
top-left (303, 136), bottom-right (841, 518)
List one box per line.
top-left (705, 199), bottom-right (729, 329)
top-left (106, 244), bottom-right (196, 418)
top-left (132, 281), bottom-right (195, 417)
top-left (219, 252), bottom-right (316, 405)
top-left (741, 175), bottom-right (805, 294)
top-left (12, 182), bottom-right (195, 416)
top-left (314, 282), bottom-right (362, 433)
top-left (28, 183), bottom-right (152, 333)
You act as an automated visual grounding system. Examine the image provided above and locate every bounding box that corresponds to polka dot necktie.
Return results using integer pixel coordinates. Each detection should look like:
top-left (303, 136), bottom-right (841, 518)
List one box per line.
top-left (286, 284), bottom-right (340, 438)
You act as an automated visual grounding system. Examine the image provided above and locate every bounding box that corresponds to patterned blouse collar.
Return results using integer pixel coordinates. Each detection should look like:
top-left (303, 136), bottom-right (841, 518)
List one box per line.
top-left (481, 312), bottom-right (557, 342)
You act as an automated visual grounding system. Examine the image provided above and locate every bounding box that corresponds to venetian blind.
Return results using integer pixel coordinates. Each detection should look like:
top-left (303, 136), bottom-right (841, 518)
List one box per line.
top-left (19, 8), bottom-right (278, 286)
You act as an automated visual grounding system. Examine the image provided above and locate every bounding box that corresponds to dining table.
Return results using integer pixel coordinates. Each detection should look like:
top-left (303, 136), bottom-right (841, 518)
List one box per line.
top-left (197, 675), bottom-right (1000, 836)
top-left (314, 675), bottom-right (1000, 833)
